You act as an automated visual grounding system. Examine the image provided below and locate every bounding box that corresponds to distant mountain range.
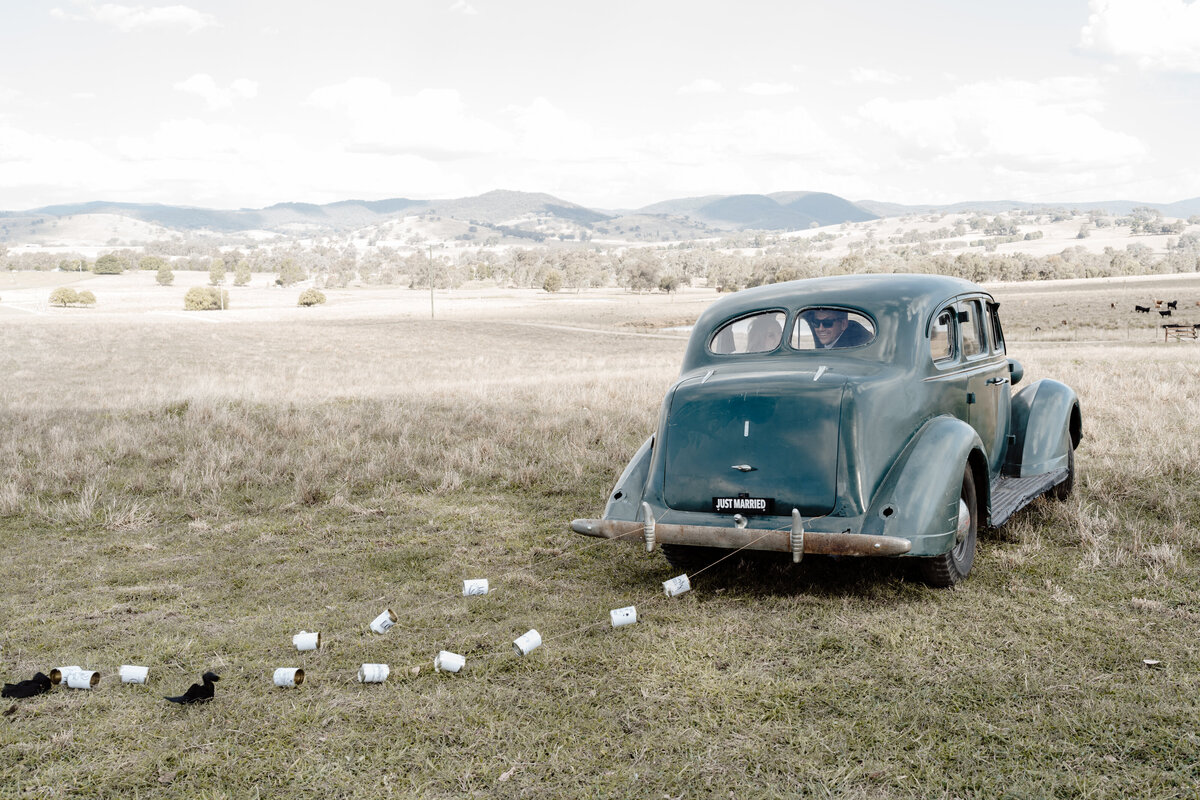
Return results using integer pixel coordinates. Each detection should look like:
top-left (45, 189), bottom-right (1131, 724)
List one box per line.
top-left (857, 197), bottom-right (1200, 218)
top-left (2, 189), bottom-right (877, 237)
top-left (3, 189), bottom-right (1198, 246)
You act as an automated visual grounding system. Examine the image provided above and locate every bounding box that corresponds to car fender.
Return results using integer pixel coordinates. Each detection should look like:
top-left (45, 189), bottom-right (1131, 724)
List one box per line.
top-left (602, 435), bottom-right (654, 521)
top-left (1005, 379), bottom-right (1081, 477)
top-left (861, 415), bottom-right (983, 556)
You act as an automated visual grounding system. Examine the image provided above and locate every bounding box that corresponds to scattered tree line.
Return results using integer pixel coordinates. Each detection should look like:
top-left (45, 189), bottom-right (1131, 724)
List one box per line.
top-left (4, 210), bottom-right (1200, 295)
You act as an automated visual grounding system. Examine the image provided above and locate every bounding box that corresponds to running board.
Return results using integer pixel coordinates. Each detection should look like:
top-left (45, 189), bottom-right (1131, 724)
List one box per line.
top-left (989, 468), bottom-right (1068, 527)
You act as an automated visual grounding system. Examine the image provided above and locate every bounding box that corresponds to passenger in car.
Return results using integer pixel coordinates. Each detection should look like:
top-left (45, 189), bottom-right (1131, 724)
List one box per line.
top-left (806, 309), bottom-right (871, 348)
top-left (747, 315), bottom-right (783, 352)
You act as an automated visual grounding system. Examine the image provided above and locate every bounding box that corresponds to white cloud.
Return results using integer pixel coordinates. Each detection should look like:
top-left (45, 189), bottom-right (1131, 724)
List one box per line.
top-left (858, 77), bottom-right (1145, 170)
top-left (50, 1), bottom-right (216, 33)
top-left (0, 121), bottom-right (138, 205)
top-left (677, 79), bottom-right (724, 95)
top-left (507, 97), bottom-right (617, 161)
top-left (116, 118), bottom-right (246, 161)
top-left (850, 67), bottom-right (907, 86)
top-left (306, 78), bottom-right (511, 158)
top-left (1080, 0), bottom-right (1200, 71)
top-left (449, 0), bottom-right (478, 15)
top-left (173, 74), bottom-right (258, 111)
top-left (740, 82), bottom-right (798, 96)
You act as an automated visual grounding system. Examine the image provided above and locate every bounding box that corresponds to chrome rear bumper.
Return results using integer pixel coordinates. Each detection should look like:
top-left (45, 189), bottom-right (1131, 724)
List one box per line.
top-left (569, 516), bottom-right (911, 558)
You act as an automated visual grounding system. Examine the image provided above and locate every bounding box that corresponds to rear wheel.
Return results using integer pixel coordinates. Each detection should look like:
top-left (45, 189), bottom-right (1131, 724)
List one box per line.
top-left (920, 465), bottom-right (978, 588)
top-left (661, 543), bottom-right (724, 573)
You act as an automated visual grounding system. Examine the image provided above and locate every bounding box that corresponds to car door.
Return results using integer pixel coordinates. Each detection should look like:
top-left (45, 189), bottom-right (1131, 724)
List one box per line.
top-left (959, 297), bottom-right (1009, 474)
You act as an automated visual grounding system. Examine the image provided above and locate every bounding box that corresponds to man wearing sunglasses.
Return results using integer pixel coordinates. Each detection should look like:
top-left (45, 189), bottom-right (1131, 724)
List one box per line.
top-left (807, 308), bottom-right (871, 349)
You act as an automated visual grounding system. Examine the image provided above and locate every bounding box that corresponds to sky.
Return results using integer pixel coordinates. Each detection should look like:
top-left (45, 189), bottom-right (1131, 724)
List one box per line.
top-left (1, 0), bottom-right (1199, 211)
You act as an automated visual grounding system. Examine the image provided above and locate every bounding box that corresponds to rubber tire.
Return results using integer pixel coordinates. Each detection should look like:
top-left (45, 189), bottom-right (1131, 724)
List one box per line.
top-left (919, 466), bottom-right (978, 588)
top-left (661, 543), bottom-right (724, 573)
top-left (1049, 443), bottom-right (1075, 501)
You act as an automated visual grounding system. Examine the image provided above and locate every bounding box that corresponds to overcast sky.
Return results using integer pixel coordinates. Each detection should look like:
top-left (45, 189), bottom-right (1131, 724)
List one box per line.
top-left (1, 0), bottom-right (1198, 211)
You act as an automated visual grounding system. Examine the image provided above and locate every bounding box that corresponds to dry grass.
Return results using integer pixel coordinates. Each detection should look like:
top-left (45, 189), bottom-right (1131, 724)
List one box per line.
top-left (1, 280), bottom-right (1199, 798)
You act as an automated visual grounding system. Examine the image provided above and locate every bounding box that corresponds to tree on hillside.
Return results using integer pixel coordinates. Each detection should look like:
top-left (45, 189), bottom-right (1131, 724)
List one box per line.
top-left (156, 264), bottom-right (175, 286)
top-left (139, 255), bottom-right (167, 271)
top-left (77, 290), bottom-right (96, 306)
top-left (209, 260), bottom-right (226, 286)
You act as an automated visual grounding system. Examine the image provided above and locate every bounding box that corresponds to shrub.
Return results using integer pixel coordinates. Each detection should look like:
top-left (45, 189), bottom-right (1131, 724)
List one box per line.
top-left (184, 287), bottom-right (230, 311)
top-left (542, 269), bottom-right (563, 293)
top-left (50, 287), bottom-right (80, 307)
top-left (93, 254), bottom-right (126, 274)
top-left (77, 290), bottom-right (96, 306)
top-left (156, 266), bottom-right (174, 286)
top-left (298, 288), bottom-right (327, 307)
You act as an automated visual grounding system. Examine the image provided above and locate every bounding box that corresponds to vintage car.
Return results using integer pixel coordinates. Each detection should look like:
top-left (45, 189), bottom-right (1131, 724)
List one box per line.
top-left (571, 274), bottom-right (1081, 586)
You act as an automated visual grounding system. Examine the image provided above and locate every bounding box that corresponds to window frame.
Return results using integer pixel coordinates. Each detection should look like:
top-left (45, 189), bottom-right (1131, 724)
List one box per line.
top-left (929, 306), bottom-right (958, 366)
top-left (788, 306), bottom-right (877, 351)
top-left (987, 301), bottom-right (1006, 355)
top-left (957, 298), bottom-right (989, 361)
top-left (707, 309), bottom-right (790, 356)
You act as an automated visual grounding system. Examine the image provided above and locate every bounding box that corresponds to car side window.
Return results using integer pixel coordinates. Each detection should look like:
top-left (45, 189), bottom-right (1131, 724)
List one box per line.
top-left (988, 303), bottom-right (1006, 354)
top-left (959, 299), bottom-right (986, 358)
top-left (790, 308), bottom-right (876, 350)
top-left (710, 311), bottom-right (786, 354)
top-left (931, 309), bottom-right (955, 362)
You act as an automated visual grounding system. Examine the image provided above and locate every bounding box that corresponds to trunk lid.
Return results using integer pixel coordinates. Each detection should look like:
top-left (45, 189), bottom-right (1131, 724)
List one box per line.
top-left (661, 371), bottom-right (845, 516)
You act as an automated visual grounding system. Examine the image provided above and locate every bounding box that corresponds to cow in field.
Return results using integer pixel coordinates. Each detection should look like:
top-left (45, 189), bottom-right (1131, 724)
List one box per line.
top-left (1159, 309), bottom-right (1173, 317)
top-left (1167, 300), bottom-right (1178, 309)
top-left (1135, 305), bottom-right (1150, 313)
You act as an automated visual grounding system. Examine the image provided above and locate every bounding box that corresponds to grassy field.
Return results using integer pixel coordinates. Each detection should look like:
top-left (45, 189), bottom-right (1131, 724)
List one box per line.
top-left (1, 276), bottom-right (1199, 799)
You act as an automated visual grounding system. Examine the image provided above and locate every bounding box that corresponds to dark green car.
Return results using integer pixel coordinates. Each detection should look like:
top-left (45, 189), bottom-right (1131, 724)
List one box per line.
top-left (571, 274), bottom-right (1081, 586)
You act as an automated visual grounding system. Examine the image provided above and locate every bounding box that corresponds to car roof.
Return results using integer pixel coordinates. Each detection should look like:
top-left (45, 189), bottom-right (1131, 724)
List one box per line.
top-left (681, 273), bottom-right (992, 371)
top-left (701, 273), bottom-right (983, 321)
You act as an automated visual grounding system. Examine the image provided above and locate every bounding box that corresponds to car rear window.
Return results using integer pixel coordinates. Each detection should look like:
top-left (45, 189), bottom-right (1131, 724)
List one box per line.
top-left (790, 308), bottom-right (876, 350)
top-left (710, 311), bottom-right (786, 354)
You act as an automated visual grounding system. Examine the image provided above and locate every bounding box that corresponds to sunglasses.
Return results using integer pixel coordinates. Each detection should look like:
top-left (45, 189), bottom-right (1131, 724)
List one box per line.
top-left (811, 318), bottom-right (840, 329)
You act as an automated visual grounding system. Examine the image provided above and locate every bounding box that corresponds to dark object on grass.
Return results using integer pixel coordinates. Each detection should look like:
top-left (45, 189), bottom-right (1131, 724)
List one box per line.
top-left (165, 671), bottom-right (219, 704)
top-left (1, 672), bottom-right (53, 699)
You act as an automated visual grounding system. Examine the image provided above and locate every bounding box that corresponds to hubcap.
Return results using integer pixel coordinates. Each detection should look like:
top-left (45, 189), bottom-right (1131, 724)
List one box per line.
top-left (955, 498), bottom-right (971, 544)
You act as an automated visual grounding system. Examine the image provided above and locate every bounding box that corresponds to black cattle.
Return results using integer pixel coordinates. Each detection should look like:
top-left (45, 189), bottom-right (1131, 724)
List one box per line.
top-left (1159, 309), bottom-right (1172, 317)
top-left (1167, 300), bottom-right (1178, 309)
top-left (1135, 305), bottom-right (1150, 313)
